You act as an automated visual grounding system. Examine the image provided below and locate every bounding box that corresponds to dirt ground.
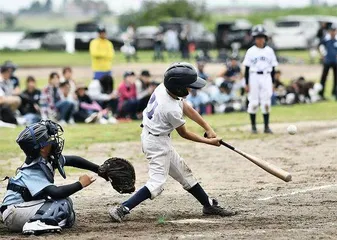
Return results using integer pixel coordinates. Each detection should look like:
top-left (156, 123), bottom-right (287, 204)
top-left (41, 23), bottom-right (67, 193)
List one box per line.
top-left (15, 63), bottom-right (324, 81)
top-left (0, 120), bottom-right (336, 240)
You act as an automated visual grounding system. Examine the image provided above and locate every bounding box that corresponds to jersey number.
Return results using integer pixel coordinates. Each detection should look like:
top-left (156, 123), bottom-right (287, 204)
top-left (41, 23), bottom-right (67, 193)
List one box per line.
top-left (146, 94), bottom-right (158, 120)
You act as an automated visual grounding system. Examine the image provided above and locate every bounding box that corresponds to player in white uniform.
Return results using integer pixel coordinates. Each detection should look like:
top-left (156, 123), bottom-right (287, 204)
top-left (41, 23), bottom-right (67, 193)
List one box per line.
top-left (109, 62), bottom-right (237, 222)
top-left (243, 25), bottom-right (278, 134)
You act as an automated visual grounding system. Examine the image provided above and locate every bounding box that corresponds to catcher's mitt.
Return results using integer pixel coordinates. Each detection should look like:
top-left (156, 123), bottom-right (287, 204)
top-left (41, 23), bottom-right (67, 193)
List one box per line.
top-left (98, 157), bottom-right (136, 194)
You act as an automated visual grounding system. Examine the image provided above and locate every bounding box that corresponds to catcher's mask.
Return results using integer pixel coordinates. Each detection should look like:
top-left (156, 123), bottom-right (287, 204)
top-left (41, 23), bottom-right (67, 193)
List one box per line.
top-left (16, 120), bottom-right (66, 178)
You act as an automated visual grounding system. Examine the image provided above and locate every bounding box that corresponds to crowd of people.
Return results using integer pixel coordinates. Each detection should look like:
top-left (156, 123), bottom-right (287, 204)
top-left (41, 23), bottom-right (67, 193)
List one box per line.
top-left (0, 62), bottom-right (159, 127)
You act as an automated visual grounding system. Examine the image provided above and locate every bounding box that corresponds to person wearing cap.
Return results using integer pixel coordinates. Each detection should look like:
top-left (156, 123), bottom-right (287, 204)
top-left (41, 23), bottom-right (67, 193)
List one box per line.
top-left (318, 23), bottom-right (337, 99)
top-left (1, 60), bottom-right (20, 95)
top-left (117, 71), bottom-right (138, 119)
top-left (135, 70), bottom-right (156, 113)
top-left (89, 26), bottom-right (115, 80)
top-left (0, 66), bottom-right (22, 125)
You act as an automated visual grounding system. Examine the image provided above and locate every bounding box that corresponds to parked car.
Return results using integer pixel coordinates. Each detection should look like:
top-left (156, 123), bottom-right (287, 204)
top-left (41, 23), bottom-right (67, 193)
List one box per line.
top-left (16, 30), bottom-right (66, 51)
top-left (135, 26), bottom-right (162, 50)
top-left (215, 19), bottom-right (252, 49)
top-left (74, 21), bottom-right (123, 51)
top-left (160, 18), bottom-right (215, 49)
top-left (270, 16), bottom-right (319, 50)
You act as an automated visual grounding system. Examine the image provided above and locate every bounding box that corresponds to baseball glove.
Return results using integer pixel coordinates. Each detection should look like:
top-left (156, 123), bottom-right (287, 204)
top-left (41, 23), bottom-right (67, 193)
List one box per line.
top-left (98, 157), bottom-right (136, 194)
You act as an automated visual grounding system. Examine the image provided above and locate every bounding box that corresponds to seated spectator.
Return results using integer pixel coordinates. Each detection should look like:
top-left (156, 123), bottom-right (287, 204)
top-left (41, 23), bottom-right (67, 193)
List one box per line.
top-left (59, 81), bottom-right (77, 124)
top-left (73, 83), bottom-right (103, 123)
top-left (40, 72), bottom-right (74, 125)
top-left (19, 76), bottom-right (41, 124)
top-left (2, 60), bottom-right (20, 95)
top-left (0, 66), bottom-right (21, 125)
top-left (186, 89), bottom-right (210, 115)
top-left (118, 71), bottom-right (138, 119)
top-left (272, 70), bottom-right (287, 105)
top-left (60, 67), bottom-right (76, 96)
top-left (213, 81), bottom-right (235, 113)
top-left (224, 56), bottom-right (241, 82)
top-left (197, 61), bottom-right (209, 81)
top-left (88, 75), bottom-right (118, 116)
top-left (135, 70), bottom-right (156, 113)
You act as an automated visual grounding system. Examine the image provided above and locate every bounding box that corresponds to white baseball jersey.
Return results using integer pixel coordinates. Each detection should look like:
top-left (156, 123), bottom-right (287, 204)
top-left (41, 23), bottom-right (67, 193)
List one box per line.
top-left (243, 45), bottom-right (278, 114)
top-left (242, 45), bottom-right (278, 72)
top-left (142, 83), bottom-right (185, 136)
top-left (141, 83), bottom-right (197, 199)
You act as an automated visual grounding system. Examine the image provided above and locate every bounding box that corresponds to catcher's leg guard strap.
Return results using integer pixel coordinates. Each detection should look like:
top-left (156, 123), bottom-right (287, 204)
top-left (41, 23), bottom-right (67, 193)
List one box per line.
top-left (29, 198), bottom-right (75, 227)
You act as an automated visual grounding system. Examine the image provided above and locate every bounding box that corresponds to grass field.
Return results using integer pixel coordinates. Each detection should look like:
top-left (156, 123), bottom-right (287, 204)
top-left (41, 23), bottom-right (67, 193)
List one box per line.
top-left (0, 101), bottom-right (336, 169)
top-left (0, 49), bottom-right (317, 67)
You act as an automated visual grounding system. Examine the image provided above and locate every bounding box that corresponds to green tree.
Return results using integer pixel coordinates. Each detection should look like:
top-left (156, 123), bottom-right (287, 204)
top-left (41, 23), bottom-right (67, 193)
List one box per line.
top-left (4, 14), bottom-right (16, 29)
top-left (119, 0), bottom-right (209, 29)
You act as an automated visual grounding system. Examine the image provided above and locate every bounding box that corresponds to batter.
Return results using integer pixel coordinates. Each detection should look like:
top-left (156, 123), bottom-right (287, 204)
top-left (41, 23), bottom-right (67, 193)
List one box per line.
top-left (243, 25), bottom-right (278, 134)
top-left (109, 62), bottom-right (237, 222)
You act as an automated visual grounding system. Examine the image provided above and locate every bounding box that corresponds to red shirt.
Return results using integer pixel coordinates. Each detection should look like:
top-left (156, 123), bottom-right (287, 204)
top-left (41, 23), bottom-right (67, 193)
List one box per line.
top-left (118, 81), bottom-right (137, 110)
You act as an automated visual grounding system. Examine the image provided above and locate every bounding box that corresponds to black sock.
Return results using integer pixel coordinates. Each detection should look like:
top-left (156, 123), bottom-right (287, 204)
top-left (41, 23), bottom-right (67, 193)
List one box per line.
top-left (250, 114), bottom-right (256, 128)
top-left (122, 186), bottom-right (151, 211)
top-left (263, 114), bottom-right (269, 129)
top-left (188, 183), bottom-right (211, 207)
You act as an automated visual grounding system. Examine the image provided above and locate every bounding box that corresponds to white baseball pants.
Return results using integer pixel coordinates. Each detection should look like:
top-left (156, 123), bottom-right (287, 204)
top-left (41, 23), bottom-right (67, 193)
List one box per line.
top-left (248, 73), bottom-right (273, 114)
top-left (141, 130), bottom-right (198, 199)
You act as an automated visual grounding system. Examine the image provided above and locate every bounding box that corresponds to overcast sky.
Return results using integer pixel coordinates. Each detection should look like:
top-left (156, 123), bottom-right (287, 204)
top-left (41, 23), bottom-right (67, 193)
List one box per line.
top-left (1, 0), bottom-right (337, 14)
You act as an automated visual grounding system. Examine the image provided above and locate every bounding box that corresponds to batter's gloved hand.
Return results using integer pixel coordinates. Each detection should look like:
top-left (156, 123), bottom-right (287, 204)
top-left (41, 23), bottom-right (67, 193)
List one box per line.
top-left (98, 157), bottom-right (136, 194)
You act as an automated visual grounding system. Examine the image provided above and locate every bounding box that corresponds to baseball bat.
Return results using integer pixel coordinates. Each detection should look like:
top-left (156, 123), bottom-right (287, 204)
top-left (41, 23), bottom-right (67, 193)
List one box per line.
top-left (204, 133), bottom-right (292, 182)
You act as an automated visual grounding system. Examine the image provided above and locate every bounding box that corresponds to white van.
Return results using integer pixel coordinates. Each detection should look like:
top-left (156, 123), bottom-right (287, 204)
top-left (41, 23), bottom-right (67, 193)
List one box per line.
top-left (271, 16), bottom-right (319, 50)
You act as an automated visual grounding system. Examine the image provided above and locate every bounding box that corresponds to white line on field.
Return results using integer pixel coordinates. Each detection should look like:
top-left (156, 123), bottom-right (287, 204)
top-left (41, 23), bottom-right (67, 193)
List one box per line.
top-left (258, 184), bottom-right (337, 201)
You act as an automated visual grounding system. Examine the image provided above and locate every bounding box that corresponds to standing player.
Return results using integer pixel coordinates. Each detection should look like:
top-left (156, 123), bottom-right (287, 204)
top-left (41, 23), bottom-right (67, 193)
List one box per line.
top-left (109, 62), bottom-right (237, 222)
top-left (243, 25), bottom-right (278, 134)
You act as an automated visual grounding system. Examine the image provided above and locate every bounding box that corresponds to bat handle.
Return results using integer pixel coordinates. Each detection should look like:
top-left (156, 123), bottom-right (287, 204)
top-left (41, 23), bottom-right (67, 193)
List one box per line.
top-left (220, 140), bottom-right (235, 151)
top-left (204, 132), bottom-right (235, 151)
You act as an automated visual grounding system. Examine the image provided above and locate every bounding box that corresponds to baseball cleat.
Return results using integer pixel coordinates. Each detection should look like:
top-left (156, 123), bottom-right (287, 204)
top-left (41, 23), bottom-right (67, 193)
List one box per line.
top-left (251, 126), bottom-right (258, 134)
top-left (203, 199), bottom-right (237, 217)
top-left (264, 127), bottom-right (273, 134)
top-left (109, 205), bottom-right (130, 222)
top-left (22, 220), bottom-right (61, 235)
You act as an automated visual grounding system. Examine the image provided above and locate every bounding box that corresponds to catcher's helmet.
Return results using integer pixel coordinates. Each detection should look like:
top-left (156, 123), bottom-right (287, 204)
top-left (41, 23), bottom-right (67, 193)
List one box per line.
top-left (251, 24), bottom-right (268, 39)
top-left (164, 62), bottom-right (206, 97)
top-left (16, 120), bottom-right (66, 178)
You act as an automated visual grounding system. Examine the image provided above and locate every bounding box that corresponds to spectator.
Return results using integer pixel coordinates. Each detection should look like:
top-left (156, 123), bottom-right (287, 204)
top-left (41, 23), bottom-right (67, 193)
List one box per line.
top-left (88, 75), bottom-right (118, 117)
top-left (0, 66), bottom-right (21, 125)
top-left (118, 71), bottom-right (138, 119)
top-left (40, 72), bottom-right (74, 125)
top-left (180, 24), bottom-right (191, 59)
top-left (272, 70), bottom-right (287, 105)
top-left (60, 67), bottom-right (76, 96)
top-left (197, 61), bottom-right (209, 80)
top-left (73, 83), bottom-right (102, 123)
top-left (2, 60), bottom-right (20, 95)
top-left (164, 27), bottom-right (179, 58)
top-left (135, 70), bottom-right (156, 113)
top-left (19, 76), bottom-right (41, 124)
top-left (224, 56), bottom-right (241, 82)
top-left (89, 26), bottom-right (115, 80)
top-left (153, 29), bottom-right (165, 61)
top-left (186, 89), bottom-right (209, 115)
top-left (318, 23), bottom-right (337, 99)
top-left (317, 22), bottom-right (328, 41)
top-left (213, 81), bottom-right (235, 113)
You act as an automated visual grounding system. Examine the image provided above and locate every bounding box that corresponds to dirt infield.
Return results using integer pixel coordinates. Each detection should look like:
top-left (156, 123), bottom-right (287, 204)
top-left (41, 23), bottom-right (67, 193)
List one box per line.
top-left (1, 120), bottom-right (337, 240)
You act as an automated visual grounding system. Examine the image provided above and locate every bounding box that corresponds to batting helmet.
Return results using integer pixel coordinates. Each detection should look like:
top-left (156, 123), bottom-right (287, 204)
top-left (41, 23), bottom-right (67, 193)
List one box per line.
top-left (251, 24), bottom-right (268, 39)
top-left (164, 62), bottom-right (206, 97)
top-left (16, 120), bottom-right (66, 178)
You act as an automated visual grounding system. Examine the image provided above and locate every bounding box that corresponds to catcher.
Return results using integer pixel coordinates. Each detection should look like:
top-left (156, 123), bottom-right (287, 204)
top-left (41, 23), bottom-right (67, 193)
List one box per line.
top-left (0, 120), bottom-right (135, 235)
